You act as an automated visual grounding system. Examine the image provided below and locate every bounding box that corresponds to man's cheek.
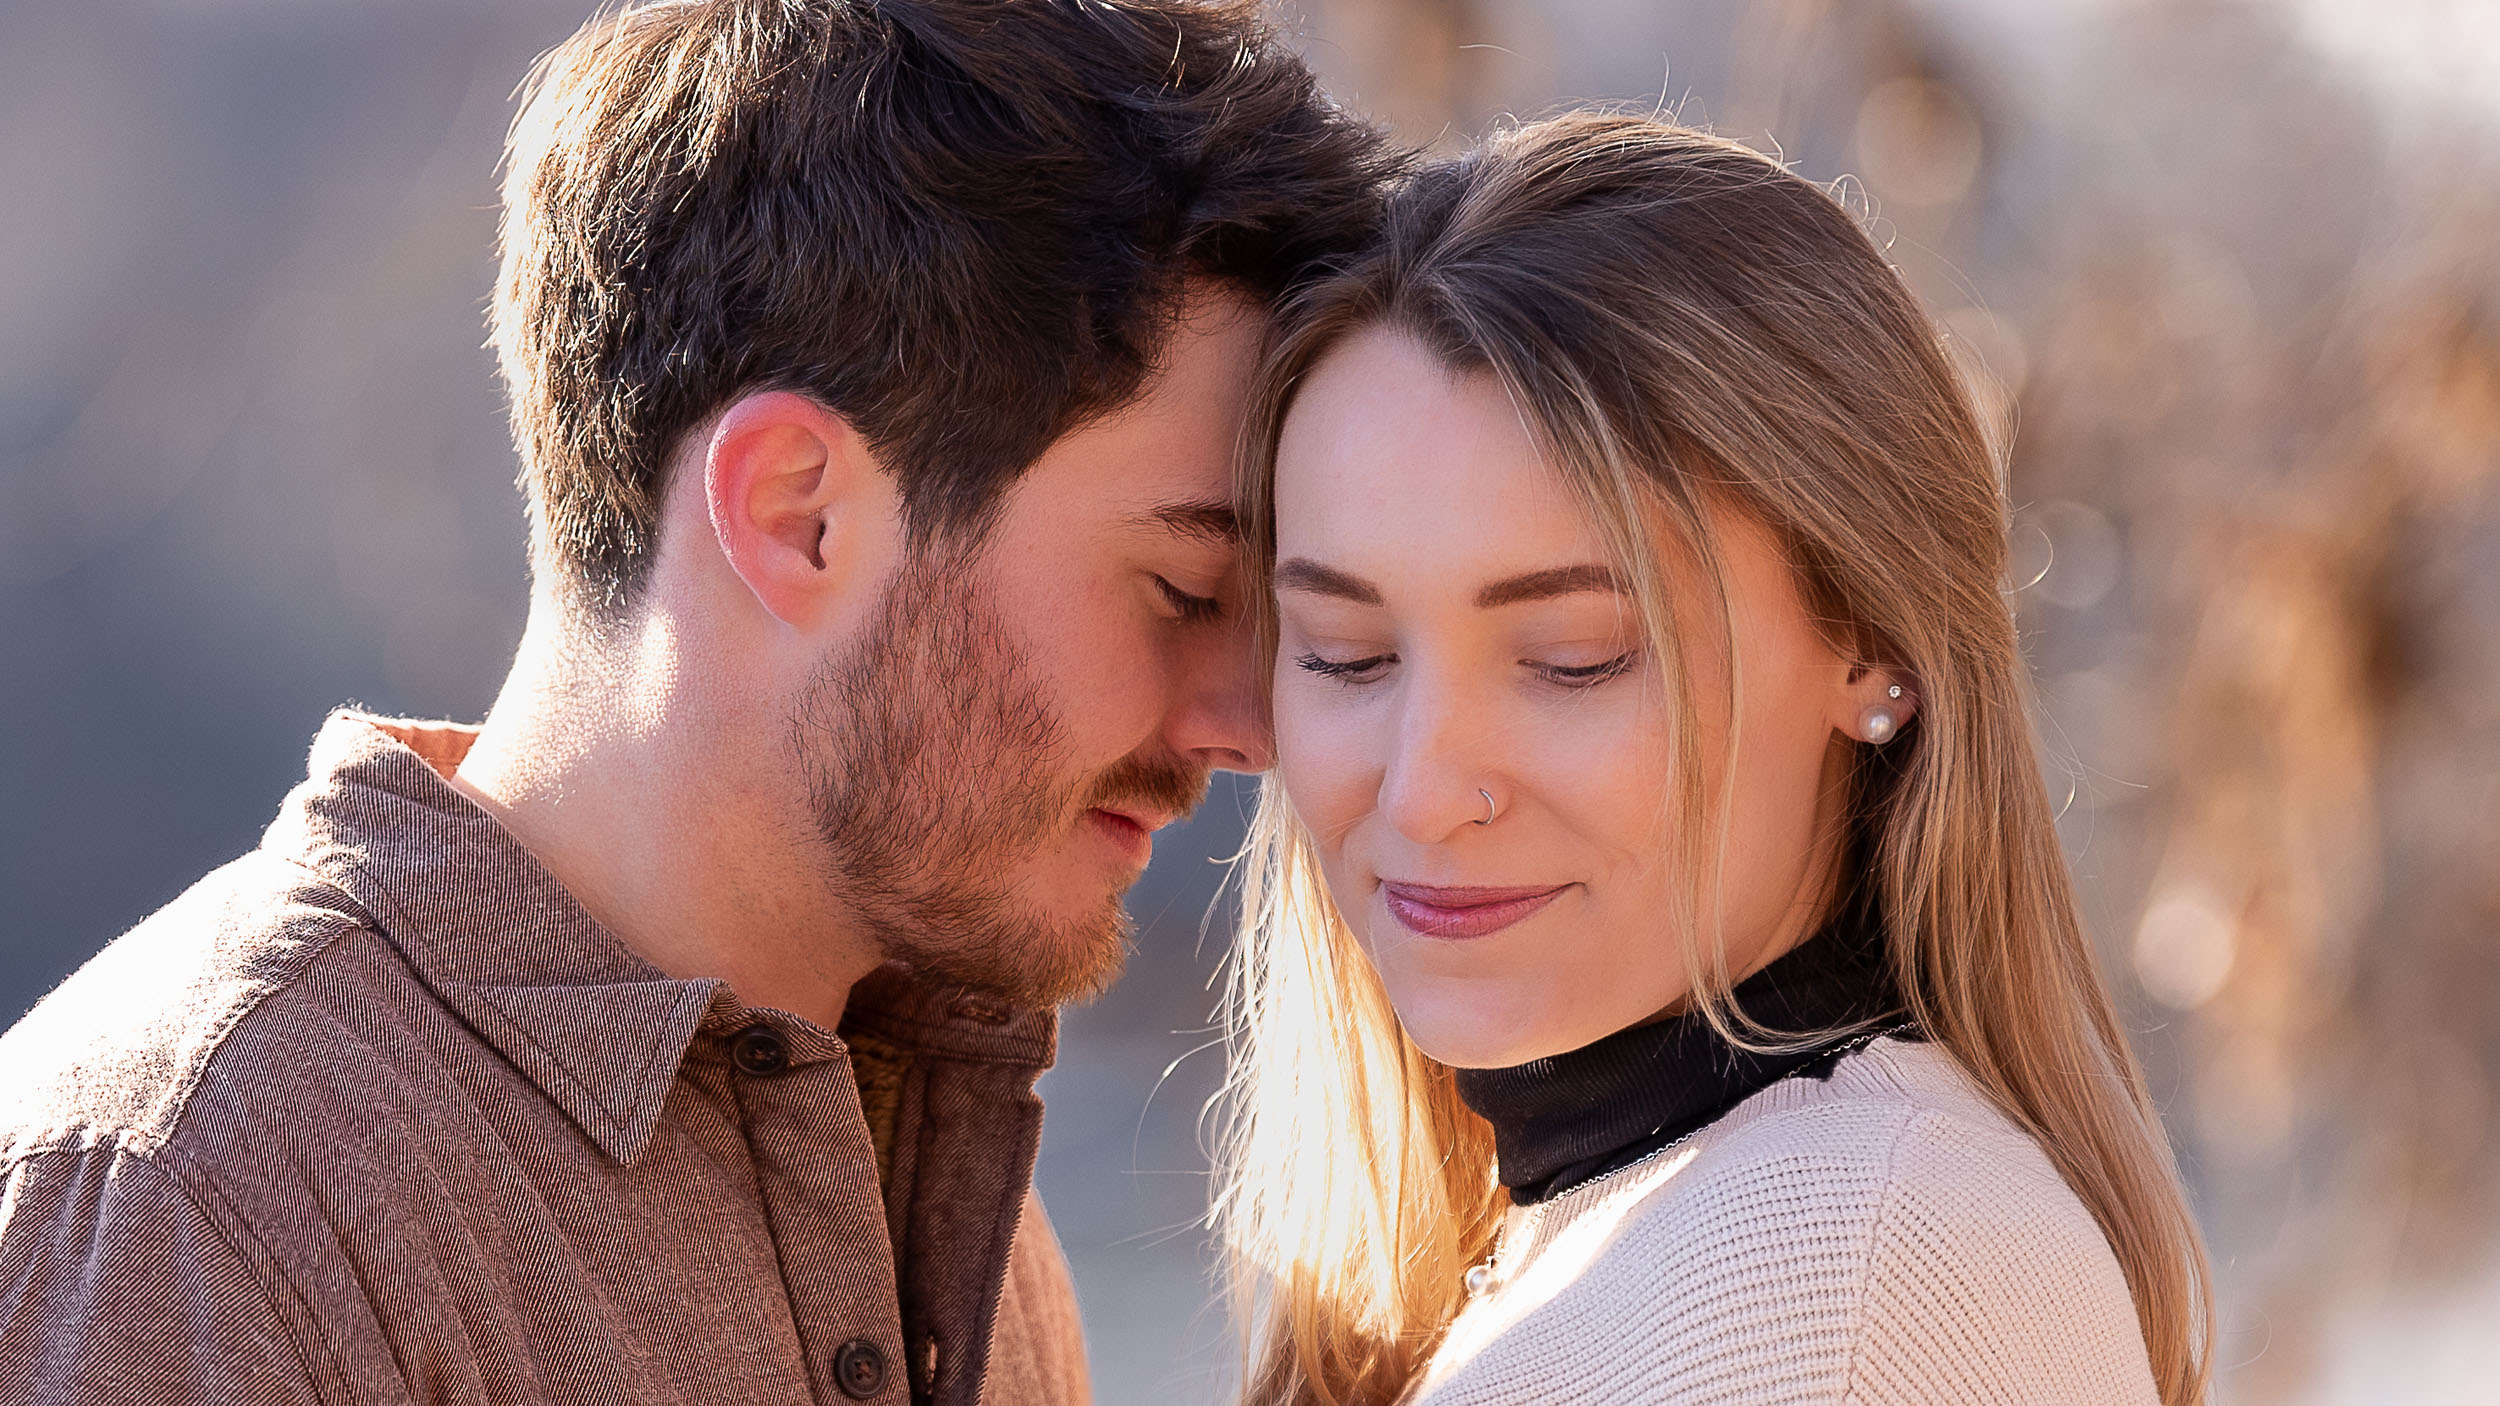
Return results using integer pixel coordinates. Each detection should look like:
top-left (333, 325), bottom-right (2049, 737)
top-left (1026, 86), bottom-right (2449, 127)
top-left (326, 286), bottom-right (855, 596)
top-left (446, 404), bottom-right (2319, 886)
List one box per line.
top-left (1070, 624), bottom-right (1165, 749)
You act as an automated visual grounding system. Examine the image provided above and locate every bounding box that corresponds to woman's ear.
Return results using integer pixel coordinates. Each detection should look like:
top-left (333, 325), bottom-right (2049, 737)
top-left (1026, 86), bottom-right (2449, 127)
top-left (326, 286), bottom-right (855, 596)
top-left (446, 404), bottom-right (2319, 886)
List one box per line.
top-left (701, 390), bottom-right (900, 628)
top-left (1840, 663), bottom-right (1918, 745)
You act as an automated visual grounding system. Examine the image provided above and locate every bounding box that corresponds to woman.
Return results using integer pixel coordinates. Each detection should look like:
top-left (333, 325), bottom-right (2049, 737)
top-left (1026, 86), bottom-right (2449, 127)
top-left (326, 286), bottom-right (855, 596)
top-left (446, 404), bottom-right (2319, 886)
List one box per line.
top-left (1215, 113), bottom-right (2211, 1405)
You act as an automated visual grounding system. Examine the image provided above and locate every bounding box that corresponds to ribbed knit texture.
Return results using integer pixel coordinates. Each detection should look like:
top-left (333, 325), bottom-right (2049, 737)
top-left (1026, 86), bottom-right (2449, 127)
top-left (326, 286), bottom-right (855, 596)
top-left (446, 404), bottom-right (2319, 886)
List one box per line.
top-left (1408, 1039), bottom-right (2158, 1405)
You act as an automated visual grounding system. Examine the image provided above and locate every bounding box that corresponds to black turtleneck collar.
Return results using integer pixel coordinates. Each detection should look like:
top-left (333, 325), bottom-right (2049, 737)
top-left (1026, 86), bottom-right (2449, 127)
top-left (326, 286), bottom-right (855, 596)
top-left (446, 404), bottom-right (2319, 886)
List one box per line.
top-left (1453, 896), bottom-right (1918, 1204)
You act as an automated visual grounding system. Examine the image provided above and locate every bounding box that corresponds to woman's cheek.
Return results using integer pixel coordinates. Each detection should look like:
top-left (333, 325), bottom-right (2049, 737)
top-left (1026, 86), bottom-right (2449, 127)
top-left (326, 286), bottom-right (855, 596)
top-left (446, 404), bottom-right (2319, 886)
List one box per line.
top-left (1273, 685), bottom-right (1376, 842)
top-left (1528, 690), bottom-right (1673, 846)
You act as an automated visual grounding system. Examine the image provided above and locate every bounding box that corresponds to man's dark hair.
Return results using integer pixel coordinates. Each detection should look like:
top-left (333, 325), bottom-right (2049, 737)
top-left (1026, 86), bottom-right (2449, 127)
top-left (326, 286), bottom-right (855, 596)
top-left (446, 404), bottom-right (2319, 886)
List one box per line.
top-left (491, 0), bottom-right (1394, 613)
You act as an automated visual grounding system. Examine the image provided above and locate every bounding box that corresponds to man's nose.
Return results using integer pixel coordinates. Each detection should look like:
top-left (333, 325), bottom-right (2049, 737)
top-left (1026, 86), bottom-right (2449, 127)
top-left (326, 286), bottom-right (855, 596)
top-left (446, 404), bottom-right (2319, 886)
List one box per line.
top-left (1167, 621), bottom-right (1274, 773)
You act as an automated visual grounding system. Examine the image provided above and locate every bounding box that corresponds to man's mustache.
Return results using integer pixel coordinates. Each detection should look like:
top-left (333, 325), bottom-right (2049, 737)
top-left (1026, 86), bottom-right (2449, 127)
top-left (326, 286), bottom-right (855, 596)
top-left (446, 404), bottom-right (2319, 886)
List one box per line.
top-left (1083, 751), bottom-right (1210, 823)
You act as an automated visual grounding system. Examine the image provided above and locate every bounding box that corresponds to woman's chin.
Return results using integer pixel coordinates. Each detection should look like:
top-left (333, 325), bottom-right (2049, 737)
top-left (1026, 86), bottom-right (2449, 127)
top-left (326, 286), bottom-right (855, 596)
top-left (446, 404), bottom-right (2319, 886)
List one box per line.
top-left (1384, 968), bottom-right (1684, 1068)
top-left (1383, 981), bottom-right (1571, 1070)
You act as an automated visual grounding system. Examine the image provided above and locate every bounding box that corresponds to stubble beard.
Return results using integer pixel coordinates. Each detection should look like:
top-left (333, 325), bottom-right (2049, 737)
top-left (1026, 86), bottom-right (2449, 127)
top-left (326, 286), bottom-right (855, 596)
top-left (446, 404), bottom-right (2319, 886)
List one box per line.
top-left (795, 546), bottom-right (1207, 1009)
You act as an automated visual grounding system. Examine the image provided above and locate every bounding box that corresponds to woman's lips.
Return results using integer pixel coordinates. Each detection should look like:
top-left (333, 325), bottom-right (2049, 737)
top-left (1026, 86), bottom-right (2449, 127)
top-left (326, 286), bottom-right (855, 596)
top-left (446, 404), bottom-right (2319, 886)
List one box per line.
top-left (1381, 882), bottom-right (1568, 940)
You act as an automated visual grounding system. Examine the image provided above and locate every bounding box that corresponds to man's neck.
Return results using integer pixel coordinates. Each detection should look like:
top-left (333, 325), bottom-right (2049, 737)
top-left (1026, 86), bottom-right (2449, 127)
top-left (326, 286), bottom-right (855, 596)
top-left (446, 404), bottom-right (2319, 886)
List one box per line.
top-left (447, 610), bottom-right (882, 1031)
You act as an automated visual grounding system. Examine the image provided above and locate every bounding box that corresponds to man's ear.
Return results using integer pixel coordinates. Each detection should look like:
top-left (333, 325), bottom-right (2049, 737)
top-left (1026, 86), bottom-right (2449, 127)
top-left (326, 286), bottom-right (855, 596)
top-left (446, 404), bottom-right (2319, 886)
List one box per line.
top-left (701, 391), bottom-right (897, 628)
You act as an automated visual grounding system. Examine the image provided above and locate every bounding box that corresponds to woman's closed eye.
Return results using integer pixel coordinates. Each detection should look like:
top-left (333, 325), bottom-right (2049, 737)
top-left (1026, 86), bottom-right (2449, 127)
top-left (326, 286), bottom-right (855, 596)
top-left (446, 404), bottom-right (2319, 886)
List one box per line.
top-left (1291, 648), bottom-right (1640, 689)
top-left (1294, 650), bottom-right (1394, 683)
top-left (1534, 650), bottom-right (1638, 687)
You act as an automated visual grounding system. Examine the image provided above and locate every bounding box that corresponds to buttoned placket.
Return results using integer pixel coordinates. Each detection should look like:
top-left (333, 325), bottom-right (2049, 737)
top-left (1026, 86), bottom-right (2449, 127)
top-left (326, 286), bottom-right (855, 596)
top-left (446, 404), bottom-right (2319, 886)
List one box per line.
top-left (849, 988), bottom-right (1051, 1406)
top-left (720, 1014), bottom-right (910, 1405)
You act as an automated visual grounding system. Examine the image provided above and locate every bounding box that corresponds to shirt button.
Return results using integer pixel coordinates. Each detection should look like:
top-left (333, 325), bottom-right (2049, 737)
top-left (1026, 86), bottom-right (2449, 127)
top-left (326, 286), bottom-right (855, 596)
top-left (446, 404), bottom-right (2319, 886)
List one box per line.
top-left (834, 1338), bottom-right (887, 1398)
top-left (729, 1024), bottom-right (790, 1076)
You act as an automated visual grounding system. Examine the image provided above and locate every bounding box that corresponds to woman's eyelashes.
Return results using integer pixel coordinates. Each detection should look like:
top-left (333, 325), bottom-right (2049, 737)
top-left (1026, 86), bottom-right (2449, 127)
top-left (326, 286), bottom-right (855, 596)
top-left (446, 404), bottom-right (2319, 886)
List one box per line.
top-left (1294, 650), bottom-right (1394, 683)
top-left (1290, 647), bottom-right (1639, 689)
top-left (1533, 651), bottom-right (1638, 686)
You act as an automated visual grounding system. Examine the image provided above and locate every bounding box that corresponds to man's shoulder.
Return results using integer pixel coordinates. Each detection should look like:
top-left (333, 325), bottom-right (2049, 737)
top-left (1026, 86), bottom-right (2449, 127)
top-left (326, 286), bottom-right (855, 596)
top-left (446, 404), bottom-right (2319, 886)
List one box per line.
top-left (0, 849), bottom-right (377, 1165)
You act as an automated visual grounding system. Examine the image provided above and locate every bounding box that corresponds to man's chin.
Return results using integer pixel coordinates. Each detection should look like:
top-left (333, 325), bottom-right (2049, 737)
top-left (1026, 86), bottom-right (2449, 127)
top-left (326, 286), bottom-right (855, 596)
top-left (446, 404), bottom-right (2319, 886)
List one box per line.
top-left (890, 897), bottom-right (1135, 1011)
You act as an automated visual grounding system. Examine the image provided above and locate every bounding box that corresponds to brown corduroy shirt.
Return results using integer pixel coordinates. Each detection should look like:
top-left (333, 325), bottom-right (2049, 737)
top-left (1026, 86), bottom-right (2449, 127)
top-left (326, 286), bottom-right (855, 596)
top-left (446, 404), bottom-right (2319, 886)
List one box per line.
top-left (0, 713), bottom-right (1089, 1406)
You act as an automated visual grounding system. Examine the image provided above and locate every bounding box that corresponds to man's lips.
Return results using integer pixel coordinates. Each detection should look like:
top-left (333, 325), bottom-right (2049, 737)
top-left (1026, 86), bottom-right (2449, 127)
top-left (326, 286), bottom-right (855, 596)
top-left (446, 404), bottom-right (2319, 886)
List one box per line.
top-left (1381, 882), bottom-right (1569, 940)
top-left (1085, 806), bottom-right (1175, 868)
top-left (1091, 803), bottom-right (1179, 834)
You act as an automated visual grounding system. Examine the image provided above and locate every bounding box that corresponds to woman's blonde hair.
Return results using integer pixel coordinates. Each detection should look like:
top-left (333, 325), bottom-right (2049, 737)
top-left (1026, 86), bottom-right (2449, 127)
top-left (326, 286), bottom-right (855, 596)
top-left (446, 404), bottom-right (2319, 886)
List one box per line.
top-left (1215, 113), bottom-right (2212, 1406)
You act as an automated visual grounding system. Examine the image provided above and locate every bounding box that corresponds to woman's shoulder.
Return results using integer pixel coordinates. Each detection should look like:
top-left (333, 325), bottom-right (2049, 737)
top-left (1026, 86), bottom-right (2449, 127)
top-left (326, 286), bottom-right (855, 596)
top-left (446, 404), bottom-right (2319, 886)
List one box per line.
top-left (1745, 1040), bottom-right (2157, 1401)
top-left (1609, 1036), bottom-right (2074, 1229)
top-left (1407, 1040), bottom-right (2160, 1405)
top-left (1657, 1038), bottom-right (2136, 1288)
top-left (1702, 1035), bottom-right (2056, 1182)
top-left (1709, 1041), bottom-right (2145, 1284)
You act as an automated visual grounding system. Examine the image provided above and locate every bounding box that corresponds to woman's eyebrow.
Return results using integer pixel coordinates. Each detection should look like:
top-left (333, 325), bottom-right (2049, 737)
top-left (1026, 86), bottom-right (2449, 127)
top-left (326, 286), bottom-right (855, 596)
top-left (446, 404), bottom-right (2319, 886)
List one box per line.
top-left (1474, 563), bottom-right (1628, 608)
top-left (1273, 559), bottom-right (1627, 609)
top-left (1274, 558), bottom-right (1384, 605)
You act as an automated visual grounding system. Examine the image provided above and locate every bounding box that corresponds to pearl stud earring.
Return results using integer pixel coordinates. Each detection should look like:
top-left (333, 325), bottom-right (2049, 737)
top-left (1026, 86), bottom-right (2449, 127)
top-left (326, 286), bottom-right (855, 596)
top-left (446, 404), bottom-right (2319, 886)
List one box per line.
top-left (1860, 683), bottom-right (1906, 745)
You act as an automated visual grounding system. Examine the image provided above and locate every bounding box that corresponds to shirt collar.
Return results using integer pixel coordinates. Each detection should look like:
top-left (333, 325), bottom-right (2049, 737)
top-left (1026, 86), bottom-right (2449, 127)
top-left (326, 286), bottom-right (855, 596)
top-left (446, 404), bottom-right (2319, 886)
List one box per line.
top-left (261, 710), bottom-right (732, 1165)
top-left (263, 710), bottom-right (1062, 1163)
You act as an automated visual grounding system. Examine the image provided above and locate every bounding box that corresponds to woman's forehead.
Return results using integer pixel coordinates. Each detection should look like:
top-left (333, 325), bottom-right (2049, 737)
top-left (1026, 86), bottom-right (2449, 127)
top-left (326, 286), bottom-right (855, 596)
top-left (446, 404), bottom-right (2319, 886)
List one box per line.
top-left (1275, 339), bottom-right (1596, 561)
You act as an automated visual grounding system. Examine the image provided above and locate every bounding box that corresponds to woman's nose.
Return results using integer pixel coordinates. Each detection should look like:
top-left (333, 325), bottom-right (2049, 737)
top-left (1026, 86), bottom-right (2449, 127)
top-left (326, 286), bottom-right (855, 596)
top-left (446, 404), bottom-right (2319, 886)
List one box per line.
top-left (1375, 675), bottom-right (1500, 845)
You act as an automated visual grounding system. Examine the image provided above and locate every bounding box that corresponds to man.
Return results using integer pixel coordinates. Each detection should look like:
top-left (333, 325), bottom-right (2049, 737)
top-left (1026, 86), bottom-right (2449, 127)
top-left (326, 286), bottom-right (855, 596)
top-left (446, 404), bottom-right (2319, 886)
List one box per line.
top-left (0, 2), bottom-right (1388, 1402)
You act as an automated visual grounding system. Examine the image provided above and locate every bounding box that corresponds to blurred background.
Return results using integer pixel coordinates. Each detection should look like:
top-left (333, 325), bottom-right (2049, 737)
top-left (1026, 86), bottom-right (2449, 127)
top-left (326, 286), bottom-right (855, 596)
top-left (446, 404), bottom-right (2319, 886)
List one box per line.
top-left (3, 0), bottom-right (2495, 1400)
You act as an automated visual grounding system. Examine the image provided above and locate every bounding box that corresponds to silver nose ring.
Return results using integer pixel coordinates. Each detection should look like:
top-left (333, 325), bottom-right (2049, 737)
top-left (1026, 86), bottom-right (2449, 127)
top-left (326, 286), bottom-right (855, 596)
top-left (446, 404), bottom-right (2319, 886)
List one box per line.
top-left (1475, 788), bottom-right (1498, 826)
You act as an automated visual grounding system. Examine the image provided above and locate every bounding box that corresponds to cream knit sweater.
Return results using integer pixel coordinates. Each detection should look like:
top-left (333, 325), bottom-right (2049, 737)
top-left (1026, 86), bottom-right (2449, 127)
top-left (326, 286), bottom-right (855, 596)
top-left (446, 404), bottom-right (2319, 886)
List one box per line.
top-left (1406, 1038), bottom-right (2160, 1405)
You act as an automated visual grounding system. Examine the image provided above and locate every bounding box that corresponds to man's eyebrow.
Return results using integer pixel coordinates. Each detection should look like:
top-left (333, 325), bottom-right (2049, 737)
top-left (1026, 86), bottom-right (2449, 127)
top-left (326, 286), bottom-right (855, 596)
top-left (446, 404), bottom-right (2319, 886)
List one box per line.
top-left (1474, 563), bottom-right (1629, 608)
top-left (1130, 499), bottom-right (1241, 546)
top-left (1273, 558), bottom-right (1385, 605)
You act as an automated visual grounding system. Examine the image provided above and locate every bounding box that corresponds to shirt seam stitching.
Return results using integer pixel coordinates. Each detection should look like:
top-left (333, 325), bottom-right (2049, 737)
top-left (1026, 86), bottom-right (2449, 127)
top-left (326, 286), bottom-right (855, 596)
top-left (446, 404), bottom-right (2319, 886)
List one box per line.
top-left (11, 1141), bottom-right (359, 1406)
top-left (6, 866), bottom-right (370, 1164)
top-left (1841, 1105), bottom-right (1925, 1403)
top-left (154, 1141), bottom-right (363, 1405)
top-left (157, 912), bottom-right (363, 1153)
top-left (0, 900), bottom-right (357, 1165)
